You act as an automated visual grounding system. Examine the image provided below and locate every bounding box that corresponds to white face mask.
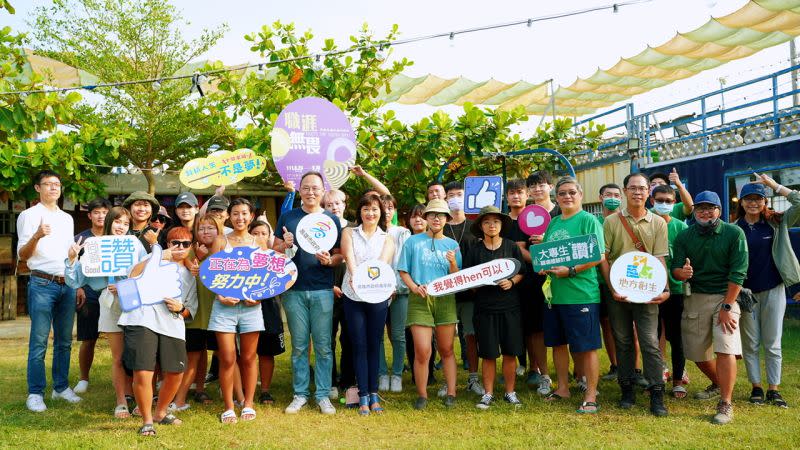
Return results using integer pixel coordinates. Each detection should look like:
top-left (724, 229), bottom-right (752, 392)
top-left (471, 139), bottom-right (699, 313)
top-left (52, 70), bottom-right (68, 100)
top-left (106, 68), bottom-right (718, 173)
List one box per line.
top-left (447, 196), bottom-right (464, 212)
top-left (653, 202), bottom-right (673, 215)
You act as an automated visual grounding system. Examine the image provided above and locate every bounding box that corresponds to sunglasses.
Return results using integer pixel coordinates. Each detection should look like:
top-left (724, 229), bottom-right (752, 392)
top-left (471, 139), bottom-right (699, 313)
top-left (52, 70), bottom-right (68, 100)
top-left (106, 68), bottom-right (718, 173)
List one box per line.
top-left (153, 215), bottom-right (169, 223)
top-left (170, 240), bottom-right (192, 248)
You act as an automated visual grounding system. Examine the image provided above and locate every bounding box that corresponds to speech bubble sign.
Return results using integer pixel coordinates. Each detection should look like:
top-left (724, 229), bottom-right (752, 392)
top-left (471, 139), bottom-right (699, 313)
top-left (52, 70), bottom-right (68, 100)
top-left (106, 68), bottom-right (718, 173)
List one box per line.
top-left (80, 235), bottom-right (140, 277)
top-left (518, 204), bottom-right (551, 236)
top-left (426, 258), bottom-right (521, 297)
top-left (530, 234), bottom-right (601, 272)
top-left (610, 251), bottom-right (667, 303)
top-left (295, 213), bottom-right (338, 254)
top-left (200, 247), bottom-right (298, 301)
top-left (115, 244), bottom-right (183, 312)
top-left (464, 176), bottom-right (503, 214)
top-left (271, 97), bottom-right (357, 190)
top-left (351, 259), bottom-right (396, 303)
top-left (179, 148), bottom-right (267, 189)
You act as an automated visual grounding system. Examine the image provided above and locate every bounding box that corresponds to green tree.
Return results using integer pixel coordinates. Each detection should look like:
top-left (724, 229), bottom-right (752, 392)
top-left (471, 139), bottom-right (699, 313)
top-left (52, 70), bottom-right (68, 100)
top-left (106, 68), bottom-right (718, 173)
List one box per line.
top-left (31, 0), bottom-right (231, 194)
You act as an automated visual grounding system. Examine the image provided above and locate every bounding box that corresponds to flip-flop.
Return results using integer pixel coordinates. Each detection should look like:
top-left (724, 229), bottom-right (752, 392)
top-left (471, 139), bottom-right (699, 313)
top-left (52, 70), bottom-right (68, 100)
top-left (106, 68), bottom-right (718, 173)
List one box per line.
top-left (193, 391), bottom-right (213, 404)
top-left (672, 385), bottom-right (688, 399)
top-left (544, 392), bottom-right (565, 402)
top-left (220, 409), bottom-right (238, 424)
top-left (156, 413), bottom-right (182, 426)
top-left (576, 401), bottom-right (600, 414)
top-left (137, 424), bottom-right (156, 436)
top-left (240, 407), bottom-right (257, 421)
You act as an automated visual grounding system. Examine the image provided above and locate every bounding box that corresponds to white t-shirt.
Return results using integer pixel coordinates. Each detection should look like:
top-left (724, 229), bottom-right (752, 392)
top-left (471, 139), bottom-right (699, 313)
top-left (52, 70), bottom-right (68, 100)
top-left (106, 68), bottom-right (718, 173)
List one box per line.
top-left (342, 226), bottom-right (390, 302)
top-left (16, 203), bottom-right (74, 276)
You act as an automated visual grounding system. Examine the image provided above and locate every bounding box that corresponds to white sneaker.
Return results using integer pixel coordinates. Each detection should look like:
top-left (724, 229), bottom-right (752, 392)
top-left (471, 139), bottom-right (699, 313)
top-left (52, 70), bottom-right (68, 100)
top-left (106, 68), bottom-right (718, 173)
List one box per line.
top-left (317, 397), bottom-right (336, 415)
top-left (476, 393), bottom-right (494, 410)
top-left (467, 378), bottom-right (486, 396)
top-left (390, 375), bottom-right (403, 393)
top-left (52, 387), bottom-right (82, 403)
top-left (328, 387), bottom-right (339, 400)
top-left (284, 395), bottom-right (308, 414)
top-left (537, 375), bottom-right (553, 396)
top-left (26, 394), bottom-right (47, 412)
top-left (515, 364), bottom-right (526, 377)
top-left (378, 375), bottom-right (390, 392)
top-left (437, 383), bottom-right (448, 398)
top-left (73, 380), bottom-right (89, 394)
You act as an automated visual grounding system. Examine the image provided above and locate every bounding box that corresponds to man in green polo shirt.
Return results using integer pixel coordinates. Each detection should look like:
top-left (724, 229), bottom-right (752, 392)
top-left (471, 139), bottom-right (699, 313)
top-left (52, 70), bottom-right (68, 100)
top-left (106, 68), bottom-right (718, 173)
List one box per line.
top-left (671, 190), bottom-right (748, 425)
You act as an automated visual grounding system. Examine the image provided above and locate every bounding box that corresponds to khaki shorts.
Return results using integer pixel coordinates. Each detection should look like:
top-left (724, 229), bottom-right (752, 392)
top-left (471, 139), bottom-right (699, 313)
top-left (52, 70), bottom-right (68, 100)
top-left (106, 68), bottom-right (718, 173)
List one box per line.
top-left (406, 292), bottom-right (457, 327)
top-left (681, 292), bottom-right (742, 362)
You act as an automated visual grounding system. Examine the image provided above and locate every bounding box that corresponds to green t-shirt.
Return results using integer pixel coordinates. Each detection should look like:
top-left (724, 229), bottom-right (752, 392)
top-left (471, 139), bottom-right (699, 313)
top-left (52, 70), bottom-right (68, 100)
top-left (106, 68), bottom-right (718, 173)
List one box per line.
top-left (543, 210), bottom-right (605, 305)
top-left (665, 218), bottom-right (688, 294)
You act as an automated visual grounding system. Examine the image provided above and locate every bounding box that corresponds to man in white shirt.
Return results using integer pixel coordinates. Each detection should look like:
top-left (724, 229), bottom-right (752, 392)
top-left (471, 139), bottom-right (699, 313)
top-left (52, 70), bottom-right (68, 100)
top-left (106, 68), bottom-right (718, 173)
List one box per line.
top-left (17, 170), bottom-right (81, 412)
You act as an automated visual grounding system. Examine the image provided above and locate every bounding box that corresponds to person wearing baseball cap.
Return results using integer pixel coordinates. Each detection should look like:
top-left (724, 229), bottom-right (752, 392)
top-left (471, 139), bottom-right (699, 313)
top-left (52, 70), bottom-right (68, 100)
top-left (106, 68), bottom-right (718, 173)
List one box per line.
top-left (123, 191), bottom-right (160, 253)
top-left (397, 198), bottom-right (462, 410)
top-left (733, 173), bottom-right (800, 409)
top-left (160, 192), bottom-right (198, 248)
top-left (204, 195), bottom-right (232, 234)
top-left (671, 190), bottom-right (748, 424)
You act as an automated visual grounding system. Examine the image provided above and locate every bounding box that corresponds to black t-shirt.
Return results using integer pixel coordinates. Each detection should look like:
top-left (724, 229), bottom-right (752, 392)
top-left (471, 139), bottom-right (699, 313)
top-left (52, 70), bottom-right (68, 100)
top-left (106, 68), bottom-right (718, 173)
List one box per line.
top-left (463, 238), bottom-right (526, 313)
top-left (445, 219), bottom-right (478, 303)
top-left (503, 204), bottom-right (561, 303)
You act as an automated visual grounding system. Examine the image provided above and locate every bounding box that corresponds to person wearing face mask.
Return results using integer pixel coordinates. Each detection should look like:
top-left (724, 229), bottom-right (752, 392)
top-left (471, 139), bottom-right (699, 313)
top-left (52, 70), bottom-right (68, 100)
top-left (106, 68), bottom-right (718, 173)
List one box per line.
top-left (671, 191), bottom-right (748, 425)
top-left (648, 169), bottom-right (694, 219)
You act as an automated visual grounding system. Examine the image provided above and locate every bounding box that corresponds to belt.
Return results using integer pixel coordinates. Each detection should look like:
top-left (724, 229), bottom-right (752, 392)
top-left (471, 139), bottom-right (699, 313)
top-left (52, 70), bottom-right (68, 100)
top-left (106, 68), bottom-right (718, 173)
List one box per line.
top-left (31, 270), bottom-right (66, 285)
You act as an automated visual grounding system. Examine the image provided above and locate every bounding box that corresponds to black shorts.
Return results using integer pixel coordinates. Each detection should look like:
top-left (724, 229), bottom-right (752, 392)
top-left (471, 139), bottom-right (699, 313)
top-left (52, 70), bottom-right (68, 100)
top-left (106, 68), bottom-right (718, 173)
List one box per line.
top-left (185, 328), bottom-right (218, 353)
top-left (520, 275), bottom-right (545, 335)
top-left (76, 301), bottom-right (100, 341)
top-left (473, 309), bottom-right (524, 359)
top-left (257, 331), bottom-right (286, 357)
top-left (599, 283), bottom-right (613, 319)
top-left (122, 326), bottom-right (187, 373)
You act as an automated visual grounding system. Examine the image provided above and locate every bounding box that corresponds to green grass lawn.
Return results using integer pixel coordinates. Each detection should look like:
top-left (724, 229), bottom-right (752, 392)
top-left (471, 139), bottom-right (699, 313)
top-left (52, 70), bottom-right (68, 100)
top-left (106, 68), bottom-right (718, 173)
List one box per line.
top-left (1, 317), bottom-right (799, 449)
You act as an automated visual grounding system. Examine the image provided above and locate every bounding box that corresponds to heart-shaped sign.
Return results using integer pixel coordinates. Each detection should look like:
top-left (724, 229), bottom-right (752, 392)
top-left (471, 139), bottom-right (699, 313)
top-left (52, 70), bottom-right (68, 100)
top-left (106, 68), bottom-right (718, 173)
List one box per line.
top-left (518, 204), bottom-right (551, 236)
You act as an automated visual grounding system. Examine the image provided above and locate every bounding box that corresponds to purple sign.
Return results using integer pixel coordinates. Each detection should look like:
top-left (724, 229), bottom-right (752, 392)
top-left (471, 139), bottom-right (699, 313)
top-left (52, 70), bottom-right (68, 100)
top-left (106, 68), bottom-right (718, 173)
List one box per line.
top-left (270, 97), bottom-right (357, 190)
top-left (199, 247), bottom-right (298, 301)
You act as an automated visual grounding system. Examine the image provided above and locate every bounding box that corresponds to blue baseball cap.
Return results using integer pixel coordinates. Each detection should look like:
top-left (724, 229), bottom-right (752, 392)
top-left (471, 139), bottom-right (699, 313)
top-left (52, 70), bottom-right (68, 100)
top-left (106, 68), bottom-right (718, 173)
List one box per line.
top-left (694, 191), bottom-right (721, 208)
top-left (739, 183), bottom-right (767, 200)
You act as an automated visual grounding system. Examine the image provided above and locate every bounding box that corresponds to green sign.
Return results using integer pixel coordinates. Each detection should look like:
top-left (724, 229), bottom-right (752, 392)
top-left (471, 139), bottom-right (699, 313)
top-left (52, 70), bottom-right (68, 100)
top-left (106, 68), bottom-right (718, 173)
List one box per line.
top-left (531, 234), bottom-right (601, 272)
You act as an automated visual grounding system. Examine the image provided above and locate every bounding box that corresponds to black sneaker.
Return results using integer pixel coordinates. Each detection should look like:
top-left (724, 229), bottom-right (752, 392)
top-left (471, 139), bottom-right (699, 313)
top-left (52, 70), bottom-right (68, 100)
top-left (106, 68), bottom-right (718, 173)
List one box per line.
top-left (766, 390), bottom-right (788, 408)
top-left (413, 397), bottom-right (428, 410)
top-left (259, 391), bottom-right (274, 405)
top-left (619, 380), bottom-right (635, 409)
top-left (749, 386), bottom-right (765, 405)
top-left (601, 365), bottom-right (618, 381)
top-left (443, 395), bottom-right (457, 408)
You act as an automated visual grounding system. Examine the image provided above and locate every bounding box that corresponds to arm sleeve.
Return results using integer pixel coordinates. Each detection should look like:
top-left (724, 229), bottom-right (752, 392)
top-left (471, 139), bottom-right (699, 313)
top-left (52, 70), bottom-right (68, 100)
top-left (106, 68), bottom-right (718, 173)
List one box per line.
top-left (16, 210), bottom-right (34, 253)
top-left (64, 259), bottom-right (87, 289)
top-left (602, 217), bottom-right (612, 253)
top-left (728, 227), bottom-right (749, 286)
top-left (592, 215), bottom-right (605, 254)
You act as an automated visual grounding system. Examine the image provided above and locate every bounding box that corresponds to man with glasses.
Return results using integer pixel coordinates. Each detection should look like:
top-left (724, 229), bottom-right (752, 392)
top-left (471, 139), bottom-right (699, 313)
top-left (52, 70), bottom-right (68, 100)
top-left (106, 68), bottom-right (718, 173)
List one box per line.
top-left (648, 169), bottom-right (694, 219)
top-left (671, 191), bottom-right (748, 425)
top-left (274, 171), bottom-right (343, 415)
top-left (600, 173), bottom-right (670, 417)
top-left (17, 170), bottom-right (81, 411)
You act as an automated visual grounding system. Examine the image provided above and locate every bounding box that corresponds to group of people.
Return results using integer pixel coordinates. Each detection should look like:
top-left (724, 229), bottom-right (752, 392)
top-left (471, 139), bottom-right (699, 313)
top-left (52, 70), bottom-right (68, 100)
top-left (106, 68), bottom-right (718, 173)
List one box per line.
top-left (16, 164), bottom-right (798, 435)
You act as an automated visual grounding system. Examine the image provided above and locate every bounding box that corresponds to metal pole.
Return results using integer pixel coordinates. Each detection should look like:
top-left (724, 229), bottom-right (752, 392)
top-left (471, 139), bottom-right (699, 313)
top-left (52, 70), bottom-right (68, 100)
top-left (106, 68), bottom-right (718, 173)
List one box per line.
top-left (791, 39), bottom-right (799, 106)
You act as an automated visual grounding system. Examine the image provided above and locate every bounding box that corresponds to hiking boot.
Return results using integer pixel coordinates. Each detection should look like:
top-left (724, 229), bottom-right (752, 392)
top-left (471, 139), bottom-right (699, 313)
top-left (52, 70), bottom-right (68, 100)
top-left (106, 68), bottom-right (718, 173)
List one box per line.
top-left (601, 365), bottom-right (618, 381)
top-left (695, 384), bottom-right (721, 400)
top-left (649, 384), bottom-right (668, 417)
top-left (413, 397), bottom-right (428, 410)
top-left (712, 401), bottom-right (733, 425)
top-left (476, 393), bottom-right (493, 410)
top-left (766, 390), bottom-right (788, 409)
top-left (619, 380), bottom-right (635, 409)
top-left (503, 391), bottom-right (522, 408)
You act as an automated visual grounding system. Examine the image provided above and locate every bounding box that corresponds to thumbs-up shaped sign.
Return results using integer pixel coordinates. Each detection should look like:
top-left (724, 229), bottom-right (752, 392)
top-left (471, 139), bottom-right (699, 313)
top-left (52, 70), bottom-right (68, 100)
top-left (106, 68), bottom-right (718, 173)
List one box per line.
top-left (467, 180), bottom-right (497, 210)
top-left (115, 244), bottom-right (183, 312)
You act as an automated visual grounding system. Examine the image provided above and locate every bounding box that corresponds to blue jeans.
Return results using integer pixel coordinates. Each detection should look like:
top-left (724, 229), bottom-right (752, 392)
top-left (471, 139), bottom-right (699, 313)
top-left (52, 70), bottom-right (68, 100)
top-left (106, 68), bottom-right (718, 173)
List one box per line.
top-left (282, 289), bottom-right (334, 402)
top-left (379, 294), bottom-right (408, 377)
top-left (27, 276), bottom-right (75, 395)
top-left (343, 297), bottom-right (389, 397)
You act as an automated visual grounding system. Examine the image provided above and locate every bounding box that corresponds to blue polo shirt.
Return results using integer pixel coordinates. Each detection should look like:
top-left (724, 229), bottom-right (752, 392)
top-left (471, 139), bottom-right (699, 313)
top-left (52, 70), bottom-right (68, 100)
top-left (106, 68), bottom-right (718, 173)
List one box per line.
top-left (275, 207), bottom-right (342, 291)
top-left (736, 218), bottom-right (782, 293)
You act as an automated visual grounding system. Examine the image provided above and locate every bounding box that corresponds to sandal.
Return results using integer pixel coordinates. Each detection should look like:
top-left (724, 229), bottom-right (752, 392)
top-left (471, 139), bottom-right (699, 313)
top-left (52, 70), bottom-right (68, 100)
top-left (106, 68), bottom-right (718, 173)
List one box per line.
top-left (369, 393), bottom-right (384, 414)
top-left (114, 404), bottom-right (131, 419)
top-left (259, 391), bottom-right (274, 405)
top-left (576, 401), bottom-right (600, 414)
top-left (240, 407), bottom-right (257, 421)
top-left (544, 392), bottom-right (565, 402)
top-left (137, 424), bottom-right (156, 436)
top-left (358, 395), bottom-right (370, 416)
top-left (156, 413), bottom-right (183, 426)
top-left (193, 391), bottom-right (213, 404)
top-left (168, 402), bottom-right (191, 412)
top-left (672, 385), bottom-right (688, 399)
top-left (220, 409), bottom-right (238, 424)
top-left (131, 405), bottom-right (141, 416)
top-left (749, 387), bottom-right (765, 405)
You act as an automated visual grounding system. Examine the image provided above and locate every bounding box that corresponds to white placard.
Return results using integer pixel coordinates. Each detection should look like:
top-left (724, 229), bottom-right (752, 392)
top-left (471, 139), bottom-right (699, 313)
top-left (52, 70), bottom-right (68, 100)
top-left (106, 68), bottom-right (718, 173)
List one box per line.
top-left (609, 251), bottom-right (667, 304)
top-left (295, 213), bottom-right (338, 254)
top-left (426, 258), bottom-right (521, 297)
top-left (352, 259), bottom-right (396, 303)
top-left (80, 235), bottom-right (140, 277)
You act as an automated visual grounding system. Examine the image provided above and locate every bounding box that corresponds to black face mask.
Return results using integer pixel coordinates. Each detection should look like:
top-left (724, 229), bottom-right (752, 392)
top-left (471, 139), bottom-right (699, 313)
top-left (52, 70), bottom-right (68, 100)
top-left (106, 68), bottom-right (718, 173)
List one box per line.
top-left (696, 218), bottom-right (720, 235)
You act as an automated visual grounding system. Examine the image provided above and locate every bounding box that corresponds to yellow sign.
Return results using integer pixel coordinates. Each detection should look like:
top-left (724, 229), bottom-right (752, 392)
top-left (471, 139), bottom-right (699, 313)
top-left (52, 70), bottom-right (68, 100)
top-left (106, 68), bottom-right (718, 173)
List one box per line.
top-left (179, 149), bottom-right (267, 189)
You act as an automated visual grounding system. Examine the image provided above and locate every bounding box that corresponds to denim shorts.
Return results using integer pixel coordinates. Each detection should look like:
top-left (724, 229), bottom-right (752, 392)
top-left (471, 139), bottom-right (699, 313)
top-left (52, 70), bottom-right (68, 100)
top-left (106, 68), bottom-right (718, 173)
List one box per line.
top-left (207, 299), bottom-right (265, 334)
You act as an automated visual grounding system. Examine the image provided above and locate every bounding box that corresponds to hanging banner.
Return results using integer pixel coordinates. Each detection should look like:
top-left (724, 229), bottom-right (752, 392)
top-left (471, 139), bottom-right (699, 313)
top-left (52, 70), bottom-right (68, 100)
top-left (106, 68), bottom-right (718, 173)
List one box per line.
top-left (270, 97), bottom-right (357, 190)
top-left (427, 258), bottom-right (521, 297)
top-left (200, 247), bottom-right (298, 301)
top-left (531, 234), bottom-right (601, 272)
top-left (295, 212), bottom-right (338, 254)
top-left (518, 204), bottom-right (552, 236)
top-left (179, 148), bottom-right (267, 189)
top-left (352, 259), bottom-right (396, 303)
top-left (80, 235), bottom-right (140, 277)
top-left (609, 251), bottom-right (667, 303)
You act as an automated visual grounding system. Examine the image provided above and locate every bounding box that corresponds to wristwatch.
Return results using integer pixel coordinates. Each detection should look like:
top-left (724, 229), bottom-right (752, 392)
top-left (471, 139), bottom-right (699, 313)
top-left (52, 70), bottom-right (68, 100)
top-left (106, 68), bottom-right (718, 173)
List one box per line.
top-left (720, 303), bottom-right (732, 312)
top-left (568, 267), bottom-right (577, 278)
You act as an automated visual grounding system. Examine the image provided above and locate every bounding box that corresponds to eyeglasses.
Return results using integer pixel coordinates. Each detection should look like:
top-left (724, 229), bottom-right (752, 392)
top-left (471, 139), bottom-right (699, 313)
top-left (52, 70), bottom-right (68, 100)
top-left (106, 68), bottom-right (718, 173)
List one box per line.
top-left (300, 186), bottom-right (323, 193)
top-left (39, 182), bottom-right (62, 189)
top-left (426, 213), bottom-right (448, 220)
top-left (741, 197), bottom-right (765, 203)
top-left (694, 205), bottom-right (719, 213)
top-left (556, 190), bottom-right (579, 197)
top-left (625, 186), bottom-right (649, 193)
top-left (170, 240), bottom-right (192, 248)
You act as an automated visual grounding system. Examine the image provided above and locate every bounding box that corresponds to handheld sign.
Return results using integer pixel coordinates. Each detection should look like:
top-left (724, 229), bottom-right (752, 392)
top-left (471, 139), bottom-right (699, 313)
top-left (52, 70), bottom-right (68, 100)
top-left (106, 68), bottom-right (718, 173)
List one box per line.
top-left (295, 213), bottom-right (338, 254)
top-left (518, 204), bottom-right (551, 236)
top-left (427, 258), bottom-right (521, 297)
top-left (200, 247), bottom-right (298, 301)
top-left (352, 259), bottom-right (396, 303)
top-left (80, 235), bottom-right (140, 277)
top-left (610, 251), bottom-right (667, 303)
top-left (464, 176), bottom-right (503, 214)
top-left (531, 234), bottom-right (601, 272)
top-left (115, 244), bottom-right (183, 312)
top-left (179, 148), bottom-right (267, 189)
top-left (271, 97), bottom-right (357, 190)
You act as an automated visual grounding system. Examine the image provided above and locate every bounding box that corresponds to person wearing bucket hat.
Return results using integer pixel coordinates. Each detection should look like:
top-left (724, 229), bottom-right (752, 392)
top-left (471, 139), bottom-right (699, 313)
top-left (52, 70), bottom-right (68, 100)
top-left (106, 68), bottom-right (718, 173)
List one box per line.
top-left (123, 191), bottom-right (160, 253)
top-left (671, 190), bottom-right (748, 425)
top-left (734, 173), bottom-right (800, 409)
top-left (398, 198), bottom-right (462, 410)
top-left (465, 206), bottom-right (525, 410)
